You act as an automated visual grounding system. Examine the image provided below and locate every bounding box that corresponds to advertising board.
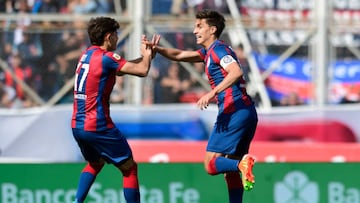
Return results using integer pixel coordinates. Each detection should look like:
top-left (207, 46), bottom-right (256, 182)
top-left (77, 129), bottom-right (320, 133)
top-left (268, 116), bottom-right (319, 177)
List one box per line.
top-left (1, 163), bottom-right (359, 203)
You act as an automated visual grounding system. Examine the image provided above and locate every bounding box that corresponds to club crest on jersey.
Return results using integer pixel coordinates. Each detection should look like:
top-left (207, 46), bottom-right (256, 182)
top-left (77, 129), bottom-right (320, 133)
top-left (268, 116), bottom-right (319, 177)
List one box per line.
top-left (223, 55), bottom-right (233, 64)
top-left (113, 53), bottom-right (121, 60)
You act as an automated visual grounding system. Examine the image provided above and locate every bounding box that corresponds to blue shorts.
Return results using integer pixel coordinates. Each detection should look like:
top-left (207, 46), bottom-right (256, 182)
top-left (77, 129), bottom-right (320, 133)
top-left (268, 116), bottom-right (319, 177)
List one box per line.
top-left (206, 105), bottom-right (258, 156)
top-left (72, 127), bottom-right (132, 165)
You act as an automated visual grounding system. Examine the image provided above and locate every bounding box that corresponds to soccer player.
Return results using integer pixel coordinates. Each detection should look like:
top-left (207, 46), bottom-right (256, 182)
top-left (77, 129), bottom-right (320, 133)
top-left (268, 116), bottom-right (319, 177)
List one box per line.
top-left (153, 9), bottom-right (258, 203)
top-left (71, 17), bottom-right (160, 203)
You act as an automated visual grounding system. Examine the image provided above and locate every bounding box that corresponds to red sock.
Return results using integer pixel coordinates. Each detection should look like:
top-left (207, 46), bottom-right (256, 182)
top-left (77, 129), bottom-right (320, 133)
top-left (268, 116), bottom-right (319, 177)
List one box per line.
top-left (206, 157), bottom-right (218, 175)
top-left (75, 163), bottom-right (104, 202)
top-left (83, 163), bottom-right (103, 175)
top-left (121, 163), bottom-right (140, 203)
top-left (122, 163), bottom-right (139, 188)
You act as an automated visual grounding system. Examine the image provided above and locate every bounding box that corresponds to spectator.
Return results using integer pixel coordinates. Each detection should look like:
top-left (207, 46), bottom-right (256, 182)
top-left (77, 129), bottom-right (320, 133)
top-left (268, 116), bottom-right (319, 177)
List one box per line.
top-left (0, 81), bottom-right (17, 108)
top-left (32, 0), bottom-right (61, 13)
top-left (280, 91), bottom-right (304, 106)
top-left (95, 0), bottom-right (115, 14)
top-left (0, 0), bottom-right (7, 12)
top-left (150, 54), bottom-right (170, 103)
top-left (234, 43), bottom-right (250, 82)
top-left (16, 31), bottom-right (43, 94)
top-left (119, 0), bottom-right (127, 15)
top-left (170, 0), bottom-right (188, 16)
top-left (12, 0), bottom-right (32, 47)
top-left (39, 62), bottom-right (61, 100)
top-left (30, 0), bottom-right (63, 79)
top-left (159, 62), bottom-right (190, 103)
top-left (4, 53), bottom-right (34, 104)
top-left (110, 76), bottom-right (125, 104)
top-left (55, 30), bottom-right (87, 82)
top-left (0, 42), bottom-right (13, 63)
top-left (194, 0), bottom-right (230, 14)
top-left (179, 62), bottom-right (210, 103)
top-left (340, 85), bottom-right (360, 104)
top-left (55, 29), bottom-right (87, 103)
top-left (16, 32), bottom-right (42, 71)
top-left (188, 62), bottom-right (205, 89)
top-left (67, 0), bottom-right (97, 14)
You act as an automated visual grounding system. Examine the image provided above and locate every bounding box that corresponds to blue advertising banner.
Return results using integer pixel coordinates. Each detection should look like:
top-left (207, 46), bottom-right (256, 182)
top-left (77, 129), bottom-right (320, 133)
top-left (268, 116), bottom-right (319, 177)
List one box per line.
top-left (253, 53), bottom-right (360, 104)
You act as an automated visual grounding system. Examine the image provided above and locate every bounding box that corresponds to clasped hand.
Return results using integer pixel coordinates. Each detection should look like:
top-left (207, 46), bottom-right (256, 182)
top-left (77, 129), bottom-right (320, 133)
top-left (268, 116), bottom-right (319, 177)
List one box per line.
top-left (141, 34), bottom-right (161, 58)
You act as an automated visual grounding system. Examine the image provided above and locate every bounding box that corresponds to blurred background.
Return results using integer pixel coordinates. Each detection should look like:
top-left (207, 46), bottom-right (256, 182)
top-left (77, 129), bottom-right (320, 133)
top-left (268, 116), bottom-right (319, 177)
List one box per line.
top-left (0, 0), bottom-right (360, 202)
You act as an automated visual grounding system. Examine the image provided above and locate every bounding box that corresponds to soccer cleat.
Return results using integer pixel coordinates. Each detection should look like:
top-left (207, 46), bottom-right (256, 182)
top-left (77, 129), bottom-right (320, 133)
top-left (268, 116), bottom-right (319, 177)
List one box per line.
top-left (238, 154), bottom-right (255, 191)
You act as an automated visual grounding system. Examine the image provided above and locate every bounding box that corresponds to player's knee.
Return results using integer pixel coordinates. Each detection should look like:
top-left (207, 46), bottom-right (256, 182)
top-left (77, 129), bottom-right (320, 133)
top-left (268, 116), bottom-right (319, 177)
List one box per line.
top-left (121, 162), bottom-right (138, 177)
top-left (205, 157), bottom-right (218, 175)
top-left (85, 161), bottom-right (105, 174)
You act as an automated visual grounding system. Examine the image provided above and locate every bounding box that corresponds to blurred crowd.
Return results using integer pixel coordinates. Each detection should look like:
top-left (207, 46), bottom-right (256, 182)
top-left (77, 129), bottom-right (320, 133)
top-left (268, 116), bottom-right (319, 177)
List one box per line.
top-left (0, 0), bottom-right (359, 108)
top-left (0, 0), bottom-right (127, 108)
top-left (0, 0), bottom-right (235, 108)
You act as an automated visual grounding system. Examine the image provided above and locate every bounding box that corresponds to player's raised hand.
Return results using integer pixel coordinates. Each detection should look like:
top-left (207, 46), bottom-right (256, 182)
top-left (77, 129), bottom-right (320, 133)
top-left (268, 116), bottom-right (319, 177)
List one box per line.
top-left (151, 34), bottom-right (161, 46)
top-left (140, 35), bottom-right (153, 57)
top-left (149, 34), bottom-right (161, 58)
top-left (142, 34), bottom-right (160, 47)
top-left (141, 34), bottom-right (160, 57)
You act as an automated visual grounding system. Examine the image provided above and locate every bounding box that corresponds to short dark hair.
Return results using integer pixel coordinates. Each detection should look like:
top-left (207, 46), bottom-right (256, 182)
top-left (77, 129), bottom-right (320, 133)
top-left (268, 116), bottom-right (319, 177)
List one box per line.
top-left (87, 17), bottom-right (120, 45)
top-left (195, 9), bottom-right (225, 38)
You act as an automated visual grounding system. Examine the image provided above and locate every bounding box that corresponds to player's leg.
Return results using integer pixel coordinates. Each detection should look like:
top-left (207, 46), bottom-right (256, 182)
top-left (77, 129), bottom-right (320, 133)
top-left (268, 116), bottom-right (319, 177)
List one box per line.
top-left (235, 110), bottom-right (257, 191)
top-left (116, 157), bottom-right (140, 203)
top-left (104, 127), bottom-right (140, 203)
top-left (204, 153), bottom-right (244, 202)
top-left (205, 132), bottom-right (256, 194)
top-left (224, 172), bottom-right (244, 203)
top-left (205, 108), bottom-right (254, 176)
top-left (73, 159), bottom-right (105, 203)
top-left (204, 152), bottom-right (239, 175)
top-left (207, 106), bottom-right (257, 190)
top-left (72, 129), bottom-right (105, 203)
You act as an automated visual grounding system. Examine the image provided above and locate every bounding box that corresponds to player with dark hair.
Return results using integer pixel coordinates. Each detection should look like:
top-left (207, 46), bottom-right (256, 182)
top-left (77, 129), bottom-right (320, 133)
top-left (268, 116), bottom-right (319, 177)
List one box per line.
top-left (154, 9), bottom-right (257, 202)
top-left (71, 16), bottom-right (160, 203)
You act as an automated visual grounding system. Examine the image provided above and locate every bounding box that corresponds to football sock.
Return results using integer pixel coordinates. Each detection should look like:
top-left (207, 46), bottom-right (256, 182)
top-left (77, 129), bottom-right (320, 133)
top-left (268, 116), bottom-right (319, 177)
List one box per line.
top-left (121, 163), bottom-right (140, 203)
top-left (207, 156), bottom-right (239, 175)
top-left (75, 163), bottom-right (103, 203)
top-left (225, 172), bottom-right (244, 203)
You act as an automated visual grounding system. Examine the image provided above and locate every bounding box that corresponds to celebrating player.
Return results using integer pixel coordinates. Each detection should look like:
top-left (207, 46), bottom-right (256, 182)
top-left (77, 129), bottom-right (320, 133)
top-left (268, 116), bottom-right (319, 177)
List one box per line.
top-left (71, 16), bottom-right (160, 203)
top-left (153, 9), bottom-right (258, 203)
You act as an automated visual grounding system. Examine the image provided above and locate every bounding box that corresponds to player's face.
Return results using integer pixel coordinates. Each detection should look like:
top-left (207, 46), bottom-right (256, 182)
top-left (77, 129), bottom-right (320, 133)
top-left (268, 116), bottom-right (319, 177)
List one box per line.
top-left (107, 31), bottom-right (118, 51)
top-left (193, 19), bottom-right (215, 49)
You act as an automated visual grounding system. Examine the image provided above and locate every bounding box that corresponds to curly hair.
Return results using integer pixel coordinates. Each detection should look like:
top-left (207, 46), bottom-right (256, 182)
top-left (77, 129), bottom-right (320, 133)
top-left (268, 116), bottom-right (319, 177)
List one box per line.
top-left (87, 17), bottom-right (120, 46)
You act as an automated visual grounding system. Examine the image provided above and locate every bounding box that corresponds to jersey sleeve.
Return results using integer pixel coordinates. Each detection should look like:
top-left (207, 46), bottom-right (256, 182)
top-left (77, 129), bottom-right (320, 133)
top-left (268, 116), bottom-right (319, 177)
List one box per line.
top-left (197, 48), bottom-right (206, 61)
top-left (213, 45), bottom-right (237, 69)
top-left (104, 52), bottom-right (127, 71)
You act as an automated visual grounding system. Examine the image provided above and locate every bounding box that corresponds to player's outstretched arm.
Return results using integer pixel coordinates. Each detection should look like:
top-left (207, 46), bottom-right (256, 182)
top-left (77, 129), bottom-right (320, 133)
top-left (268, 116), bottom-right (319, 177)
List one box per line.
top-left (117, 34), bottom-right (160, 77)
top-left (153, 44), bottom-right (202, 63)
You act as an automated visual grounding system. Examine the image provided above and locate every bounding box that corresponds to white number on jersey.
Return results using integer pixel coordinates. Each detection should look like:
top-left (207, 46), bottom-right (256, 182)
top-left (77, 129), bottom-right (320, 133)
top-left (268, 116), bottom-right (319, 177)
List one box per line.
top-left (74, 63), bottom-right (89, 93)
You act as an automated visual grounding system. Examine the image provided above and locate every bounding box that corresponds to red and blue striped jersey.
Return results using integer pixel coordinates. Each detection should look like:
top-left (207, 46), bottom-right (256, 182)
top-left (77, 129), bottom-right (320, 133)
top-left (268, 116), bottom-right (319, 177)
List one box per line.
top-left (197, 40), bottom-right (252, 114)
top-left (71, 46), bottom-right (127, 131)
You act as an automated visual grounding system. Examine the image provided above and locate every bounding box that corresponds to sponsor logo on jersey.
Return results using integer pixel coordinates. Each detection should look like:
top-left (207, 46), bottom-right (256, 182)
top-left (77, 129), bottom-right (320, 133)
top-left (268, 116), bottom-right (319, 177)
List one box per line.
top-left (113, 53), bottom-right (121, 60)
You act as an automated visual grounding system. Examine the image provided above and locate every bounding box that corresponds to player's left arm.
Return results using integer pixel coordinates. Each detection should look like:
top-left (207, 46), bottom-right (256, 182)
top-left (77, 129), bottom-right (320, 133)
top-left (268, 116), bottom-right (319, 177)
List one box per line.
top-left (197, 55), bottom-right (243, 110)
top-left (117, 34), bottom-right (160, 77)
top-left (213, 59), bottom-right (244, 94)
